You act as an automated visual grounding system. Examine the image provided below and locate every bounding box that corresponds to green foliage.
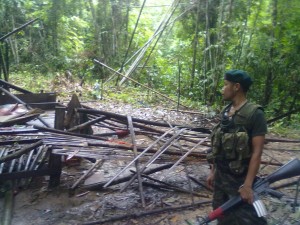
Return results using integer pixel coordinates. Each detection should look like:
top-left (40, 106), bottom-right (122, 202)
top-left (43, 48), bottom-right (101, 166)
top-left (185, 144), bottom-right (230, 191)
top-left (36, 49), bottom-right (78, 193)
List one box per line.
top-left (9, 67), bottom-right (54, 93)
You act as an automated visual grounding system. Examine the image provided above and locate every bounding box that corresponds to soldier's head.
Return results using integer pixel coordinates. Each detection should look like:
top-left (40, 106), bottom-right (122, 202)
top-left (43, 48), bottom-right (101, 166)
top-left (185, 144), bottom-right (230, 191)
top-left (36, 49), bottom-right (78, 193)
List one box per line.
top-left (222, 69), bottom-right (253, 100)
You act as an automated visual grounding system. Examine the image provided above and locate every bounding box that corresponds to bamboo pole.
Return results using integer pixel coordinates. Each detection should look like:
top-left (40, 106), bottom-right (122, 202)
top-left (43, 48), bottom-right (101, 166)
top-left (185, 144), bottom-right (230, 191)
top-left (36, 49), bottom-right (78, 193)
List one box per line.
top-left (127, 115), bottom-right (145, 207)
top-left (103, 127), bottom-right (176, 188)
top-left (166, 137), bottom-right (209, 173)
top-left (120, 128), bottom-right (185, 192)
top-left (94, 59), bottom-right (188, 108)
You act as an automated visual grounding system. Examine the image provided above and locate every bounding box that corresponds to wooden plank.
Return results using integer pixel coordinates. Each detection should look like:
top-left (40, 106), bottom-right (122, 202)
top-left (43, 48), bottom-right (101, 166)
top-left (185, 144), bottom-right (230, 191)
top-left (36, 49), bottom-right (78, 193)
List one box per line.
top-left (48, 106), bottom-right (65, 188)
top-left (28, 102), bottom-right (64, 110)
top-left (0, 92), bottom-right (56, 105)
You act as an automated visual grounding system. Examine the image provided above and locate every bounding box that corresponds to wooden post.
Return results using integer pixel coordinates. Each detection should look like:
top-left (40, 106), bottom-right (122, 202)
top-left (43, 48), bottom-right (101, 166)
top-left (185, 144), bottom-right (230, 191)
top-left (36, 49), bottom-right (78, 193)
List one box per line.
top-left (48, 106), bottom-right (65, 188)
top-left (2, 181), bottom-right (14, 225)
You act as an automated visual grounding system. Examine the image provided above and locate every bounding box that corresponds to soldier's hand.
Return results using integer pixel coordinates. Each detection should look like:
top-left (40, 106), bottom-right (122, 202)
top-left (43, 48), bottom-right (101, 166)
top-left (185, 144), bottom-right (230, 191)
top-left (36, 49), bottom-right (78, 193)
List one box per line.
top-left (238, 185), bottom-right (254, 204)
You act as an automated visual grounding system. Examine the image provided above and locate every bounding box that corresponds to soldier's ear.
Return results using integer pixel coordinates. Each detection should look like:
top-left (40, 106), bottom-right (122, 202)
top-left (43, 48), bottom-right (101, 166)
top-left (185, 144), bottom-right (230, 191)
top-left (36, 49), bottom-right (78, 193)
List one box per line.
top-left (235, 83), bottom-right (241, 91)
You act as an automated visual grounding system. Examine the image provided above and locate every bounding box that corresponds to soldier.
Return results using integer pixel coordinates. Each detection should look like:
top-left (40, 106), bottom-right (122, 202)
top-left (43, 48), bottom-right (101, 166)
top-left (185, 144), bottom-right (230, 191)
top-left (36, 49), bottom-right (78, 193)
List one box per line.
top-left (206, 70), bottom-right (268, 224)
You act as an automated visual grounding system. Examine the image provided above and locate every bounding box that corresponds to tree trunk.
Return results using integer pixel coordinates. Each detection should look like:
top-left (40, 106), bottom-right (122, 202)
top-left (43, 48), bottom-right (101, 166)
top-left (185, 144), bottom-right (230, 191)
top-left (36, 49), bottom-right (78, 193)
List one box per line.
top-left (206, 0), bottom-right (221, 105)
top-left (9, 16), bottom-right (19, 64)
top-left (235, 0), bottom-right (251, 68)
top-left (190, 1), bottom-right (201, 90)
top-left (263, 0), bottom-right (277, 106)
top-left (50, 0), bottom-right (60, 55)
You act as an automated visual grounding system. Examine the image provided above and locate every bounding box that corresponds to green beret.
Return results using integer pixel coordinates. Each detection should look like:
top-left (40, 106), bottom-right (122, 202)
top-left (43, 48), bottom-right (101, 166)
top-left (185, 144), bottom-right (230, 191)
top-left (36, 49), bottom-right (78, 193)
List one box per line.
top-left (224, 69), bottom-right (253, 91)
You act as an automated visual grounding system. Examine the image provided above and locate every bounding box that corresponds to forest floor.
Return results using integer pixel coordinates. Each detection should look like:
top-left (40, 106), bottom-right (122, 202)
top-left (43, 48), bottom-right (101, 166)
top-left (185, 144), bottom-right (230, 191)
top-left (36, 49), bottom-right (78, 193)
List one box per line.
top-left (1, 77), bottom-right (300, 225)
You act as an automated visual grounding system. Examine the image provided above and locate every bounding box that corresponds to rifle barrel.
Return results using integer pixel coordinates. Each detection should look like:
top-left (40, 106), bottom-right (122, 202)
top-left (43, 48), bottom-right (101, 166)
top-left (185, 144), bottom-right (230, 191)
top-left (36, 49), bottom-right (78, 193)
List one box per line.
top-left (265, 158), bottom-right (300, 184)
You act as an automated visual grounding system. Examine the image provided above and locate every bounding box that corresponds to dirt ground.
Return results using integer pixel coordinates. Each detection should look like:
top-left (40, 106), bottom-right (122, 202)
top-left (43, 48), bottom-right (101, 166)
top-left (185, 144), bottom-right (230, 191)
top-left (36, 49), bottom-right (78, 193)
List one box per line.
top-left (1, 101), bottom-right (300, 225)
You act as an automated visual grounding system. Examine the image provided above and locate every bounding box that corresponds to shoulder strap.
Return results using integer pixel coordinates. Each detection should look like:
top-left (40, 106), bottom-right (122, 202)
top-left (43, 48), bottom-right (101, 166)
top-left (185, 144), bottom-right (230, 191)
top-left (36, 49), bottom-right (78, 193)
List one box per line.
top-left (220, 103), bottom-right (231, 116)
top-left (234, 102), bottom-right (262, 127)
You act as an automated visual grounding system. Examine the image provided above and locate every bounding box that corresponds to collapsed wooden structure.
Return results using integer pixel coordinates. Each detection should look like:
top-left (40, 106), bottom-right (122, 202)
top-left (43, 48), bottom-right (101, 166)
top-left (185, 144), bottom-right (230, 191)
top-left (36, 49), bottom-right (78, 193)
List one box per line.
top-left (1, 79), bottom-right (300, 224)
top-left (0, 79), bottom-right (212, 187)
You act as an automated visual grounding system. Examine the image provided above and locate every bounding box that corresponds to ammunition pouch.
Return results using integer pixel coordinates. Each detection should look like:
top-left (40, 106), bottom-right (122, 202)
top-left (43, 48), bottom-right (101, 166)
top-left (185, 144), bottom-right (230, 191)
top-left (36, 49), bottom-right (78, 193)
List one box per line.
top-left (207, 102), bottom-right (262, 175)
top-left (222, 128), bottom-right (251, 160)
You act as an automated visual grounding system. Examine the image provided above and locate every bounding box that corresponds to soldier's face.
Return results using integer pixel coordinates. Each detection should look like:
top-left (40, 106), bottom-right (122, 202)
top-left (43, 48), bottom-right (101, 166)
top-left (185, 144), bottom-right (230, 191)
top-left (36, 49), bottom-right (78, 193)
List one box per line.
top-left (222, 80), bottom-right (236, 101)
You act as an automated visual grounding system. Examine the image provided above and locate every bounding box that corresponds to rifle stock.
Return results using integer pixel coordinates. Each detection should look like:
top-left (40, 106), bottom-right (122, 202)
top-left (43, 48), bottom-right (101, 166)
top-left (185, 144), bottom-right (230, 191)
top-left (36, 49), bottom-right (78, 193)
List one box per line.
top-left (199, 158), bottom-right (300, 225)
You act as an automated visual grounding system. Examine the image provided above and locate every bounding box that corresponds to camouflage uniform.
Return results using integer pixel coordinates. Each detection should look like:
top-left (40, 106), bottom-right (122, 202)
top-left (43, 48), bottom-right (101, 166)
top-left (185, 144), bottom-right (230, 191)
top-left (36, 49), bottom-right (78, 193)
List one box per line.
top-left (209, 102), bottom-right (268, 225)
top-left (213, 167), bottom-right (267, 224)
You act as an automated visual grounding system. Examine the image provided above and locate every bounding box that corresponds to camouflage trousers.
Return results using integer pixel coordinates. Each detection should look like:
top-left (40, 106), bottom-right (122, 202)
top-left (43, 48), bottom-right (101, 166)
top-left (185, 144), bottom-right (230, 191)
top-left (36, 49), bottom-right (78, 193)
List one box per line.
top-left (212, 167), bottom-right (268, 225)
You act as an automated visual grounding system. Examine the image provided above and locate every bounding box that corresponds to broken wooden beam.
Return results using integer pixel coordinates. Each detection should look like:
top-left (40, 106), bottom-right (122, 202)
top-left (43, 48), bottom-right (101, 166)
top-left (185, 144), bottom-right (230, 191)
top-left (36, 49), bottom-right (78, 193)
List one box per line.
top-left (0, 79), bottom-right (32, 94)
top-left (70, 159), bottom-right (105, 193)
top-left (141, 174), bottom-right (209, 198)
top-left (67, 116), bottom-right (106, 132)
top-left (101, 116), bottom-right (211, 146)
top-left (188, 175), bottom-right (212, 192)
top-left (78, 108), bottom-right (182, 127)
top-left (33, 125), bottom-right (107, 141)
top-left (82, 199), bottom-right (211, 225)
top-left (48, 106), bottom-right (64, 188)
top-left (84, 163), bottom-right (174, 190)
top-left (78, 107), bottom-right (211, 134)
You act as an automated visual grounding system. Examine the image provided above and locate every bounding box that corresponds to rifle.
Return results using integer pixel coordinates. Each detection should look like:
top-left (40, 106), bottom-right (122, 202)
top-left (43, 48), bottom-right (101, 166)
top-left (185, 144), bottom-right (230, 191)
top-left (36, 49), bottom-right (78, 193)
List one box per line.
top-left (198, 158), bottom-right (300, 225)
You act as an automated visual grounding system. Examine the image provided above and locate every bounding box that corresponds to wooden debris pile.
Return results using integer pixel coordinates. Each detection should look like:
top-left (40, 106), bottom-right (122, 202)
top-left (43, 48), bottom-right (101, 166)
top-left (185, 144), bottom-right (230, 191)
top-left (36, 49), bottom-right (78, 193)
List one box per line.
top-left (0, 79), bottom-right (213, 189)
top-left (1, 79), bottom-right (300, 224)
top-left (0, 79), bottom-right (61, 184)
